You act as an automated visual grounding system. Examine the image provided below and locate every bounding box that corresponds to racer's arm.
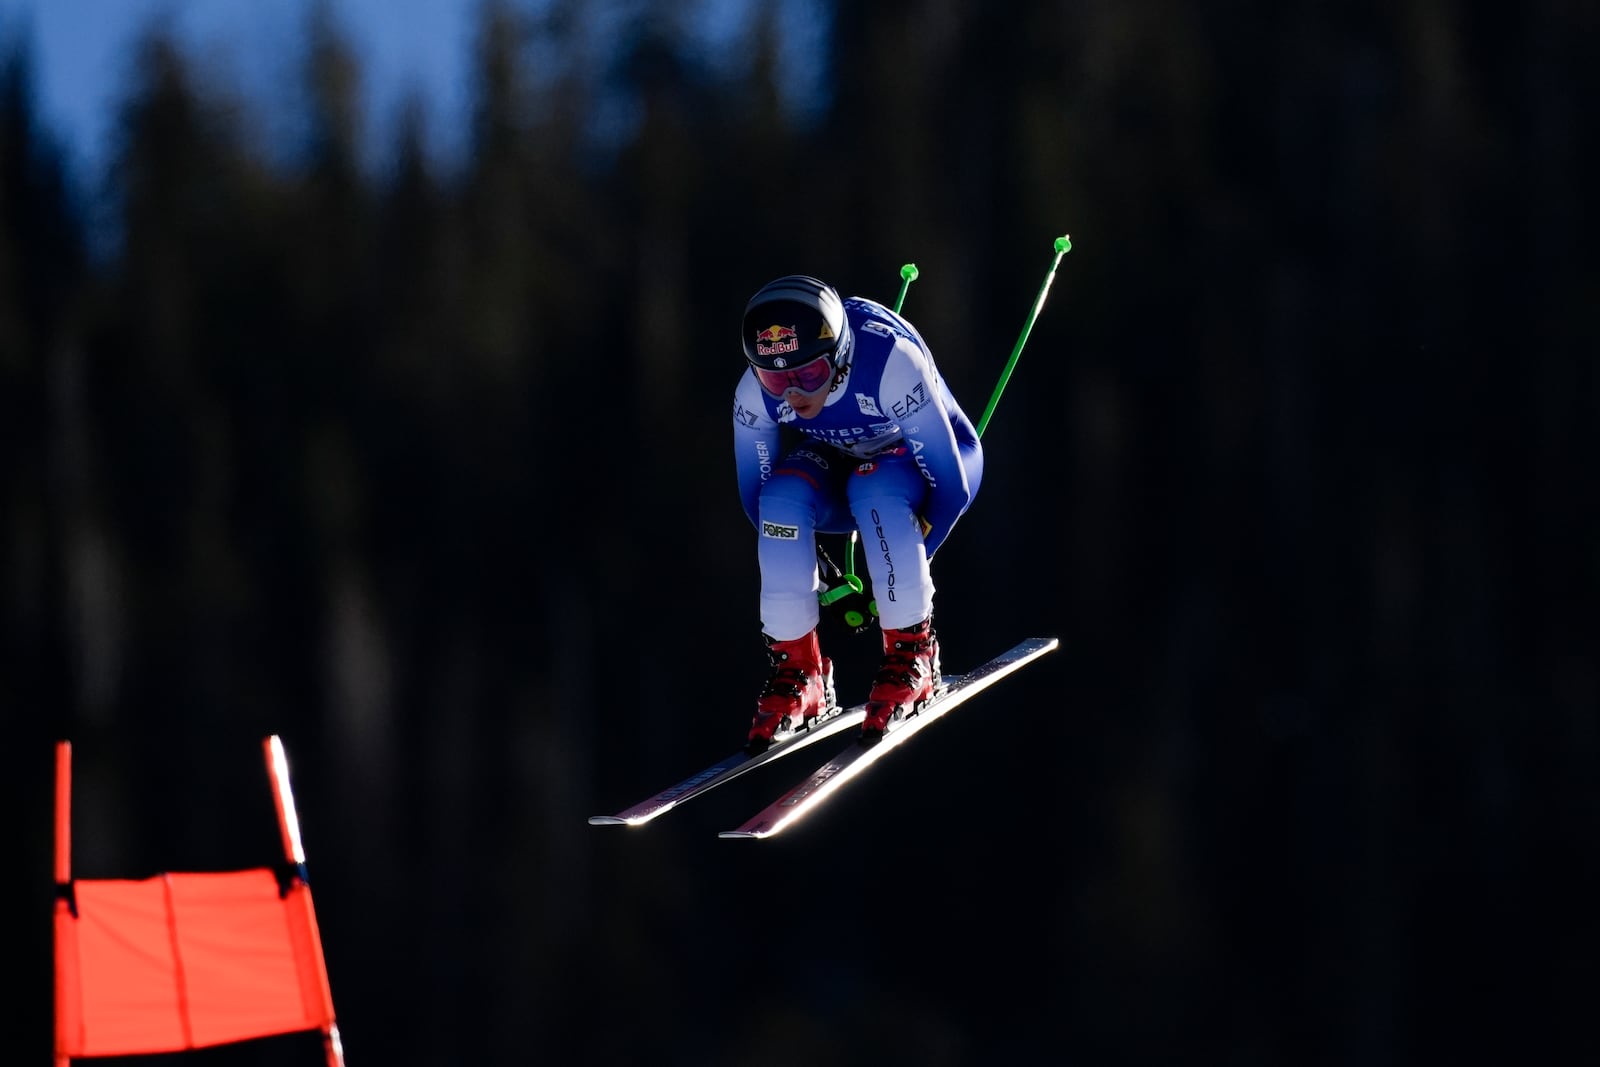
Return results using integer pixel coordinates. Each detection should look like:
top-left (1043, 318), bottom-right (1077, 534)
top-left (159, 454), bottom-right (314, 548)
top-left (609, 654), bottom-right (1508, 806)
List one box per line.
top-left (732, 373), bottom-right (782, 528)
top-left (878, 343), bottom-right (976, 558)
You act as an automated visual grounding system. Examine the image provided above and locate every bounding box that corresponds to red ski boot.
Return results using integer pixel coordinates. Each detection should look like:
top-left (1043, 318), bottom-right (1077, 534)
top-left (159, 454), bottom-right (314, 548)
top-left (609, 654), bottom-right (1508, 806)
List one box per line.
top-left (747, 629), bottom-right (836, 754)
top-left (861, 617), bottom-right (940, 742)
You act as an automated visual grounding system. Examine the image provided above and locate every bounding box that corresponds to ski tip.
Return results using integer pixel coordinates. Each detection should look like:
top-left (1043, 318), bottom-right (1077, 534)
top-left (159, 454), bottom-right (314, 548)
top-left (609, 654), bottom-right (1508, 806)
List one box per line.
top-left (717, 830), bottom-right (765, 840)
top-left (588, 815), bottom-right (631, 826)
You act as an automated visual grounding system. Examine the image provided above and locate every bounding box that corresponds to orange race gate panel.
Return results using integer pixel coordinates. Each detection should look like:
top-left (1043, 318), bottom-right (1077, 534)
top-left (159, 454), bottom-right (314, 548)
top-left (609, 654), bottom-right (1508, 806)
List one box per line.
top-left (53, 737), bottom-right (345, 1066)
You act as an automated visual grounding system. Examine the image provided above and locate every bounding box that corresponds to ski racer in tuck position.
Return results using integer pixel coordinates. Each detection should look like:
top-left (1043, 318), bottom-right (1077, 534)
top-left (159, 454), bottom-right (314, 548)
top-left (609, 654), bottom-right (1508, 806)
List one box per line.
top-left (733, 275), bottom-right (984, 752)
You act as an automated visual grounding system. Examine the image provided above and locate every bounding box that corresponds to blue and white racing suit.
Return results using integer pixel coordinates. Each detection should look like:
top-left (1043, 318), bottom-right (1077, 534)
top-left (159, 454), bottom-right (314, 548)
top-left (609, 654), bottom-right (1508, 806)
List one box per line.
top-left (732, 296), bottom-right (983, 640)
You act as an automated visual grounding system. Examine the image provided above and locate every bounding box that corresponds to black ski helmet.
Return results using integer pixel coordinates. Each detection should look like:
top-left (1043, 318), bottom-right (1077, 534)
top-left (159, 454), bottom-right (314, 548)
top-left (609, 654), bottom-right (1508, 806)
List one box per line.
top-left (741, 275), bottom-right (851, 373)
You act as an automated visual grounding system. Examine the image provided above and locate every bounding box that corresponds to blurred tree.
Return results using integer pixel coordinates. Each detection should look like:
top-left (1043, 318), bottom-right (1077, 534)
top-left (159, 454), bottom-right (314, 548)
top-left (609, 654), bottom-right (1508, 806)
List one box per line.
top-left (1, 27), bottom-right (83, 728)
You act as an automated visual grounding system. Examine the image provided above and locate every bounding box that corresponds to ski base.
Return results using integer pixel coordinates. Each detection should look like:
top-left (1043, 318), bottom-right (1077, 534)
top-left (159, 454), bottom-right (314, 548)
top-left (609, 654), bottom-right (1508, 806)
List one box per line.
top-left (588, 699), bottom-right (867, 827)
top-left (718, 636), bottom-right (1059, 840)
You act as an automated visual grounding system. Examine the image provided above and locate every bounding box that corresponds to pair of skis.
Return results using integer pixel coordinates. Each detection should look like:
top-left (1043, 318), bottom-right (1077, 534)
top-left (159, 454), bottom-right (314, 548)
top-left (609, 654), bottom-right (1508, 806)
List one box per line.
top-left (589, 636), bottom-right (1058, 839)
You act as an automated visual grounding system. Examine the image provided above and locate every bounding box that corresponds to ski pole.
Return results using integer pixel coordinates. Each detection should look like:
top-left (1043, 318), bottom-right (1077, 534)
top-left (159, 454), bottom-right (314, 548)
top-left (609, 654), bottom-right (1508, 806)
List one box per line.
top-left (822, 239), bottom-right (1072, 626)
top-left (976, 234), bottom-right (1071, 437)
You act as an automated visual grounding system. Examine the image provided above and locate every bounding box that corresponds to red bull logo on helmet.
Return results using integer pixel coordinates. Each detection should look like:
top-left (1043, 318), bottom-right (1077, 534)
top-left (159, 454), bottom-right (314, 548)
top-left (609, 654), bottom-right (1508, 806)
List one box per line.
top-left (754, 324), bottom-right (800, 362)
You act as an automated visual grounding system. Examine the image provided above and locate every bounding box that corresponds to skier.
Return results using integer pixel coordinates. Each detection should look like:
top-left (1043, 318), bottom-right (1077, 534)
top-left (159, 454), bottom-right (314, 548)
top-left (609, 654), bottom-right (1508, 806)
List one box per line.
top-left (733, 275), bottom-right (984, 752)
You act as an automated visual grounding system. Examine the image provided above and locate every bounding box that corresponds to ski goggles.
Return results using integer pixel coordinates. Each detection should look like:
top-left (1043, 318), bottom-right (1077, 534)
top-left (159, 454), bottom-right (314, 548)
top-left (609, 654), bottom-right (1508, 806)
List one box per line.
top-left (752, 353), bottom-right (834, 397)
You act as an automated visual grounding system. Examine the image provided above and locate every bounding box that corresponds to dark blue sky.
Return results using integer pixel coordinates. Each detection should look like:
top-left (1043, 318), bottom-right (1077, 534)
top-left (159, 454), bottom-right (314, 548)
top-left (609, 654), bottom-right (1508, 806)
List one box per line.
top-left (1, 0), bottom-right (478, 173)
top-left (0, 0), bottom-right (819, 178)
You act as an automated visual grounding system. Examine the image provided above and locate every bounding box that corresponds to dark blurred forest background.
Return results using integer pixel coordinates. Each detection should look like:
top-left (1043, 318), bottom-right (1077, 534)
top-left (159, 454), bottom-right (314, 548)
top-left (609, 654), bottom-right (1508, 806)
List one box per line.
top-left (5, 1), bottom-right (1597, 1064)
